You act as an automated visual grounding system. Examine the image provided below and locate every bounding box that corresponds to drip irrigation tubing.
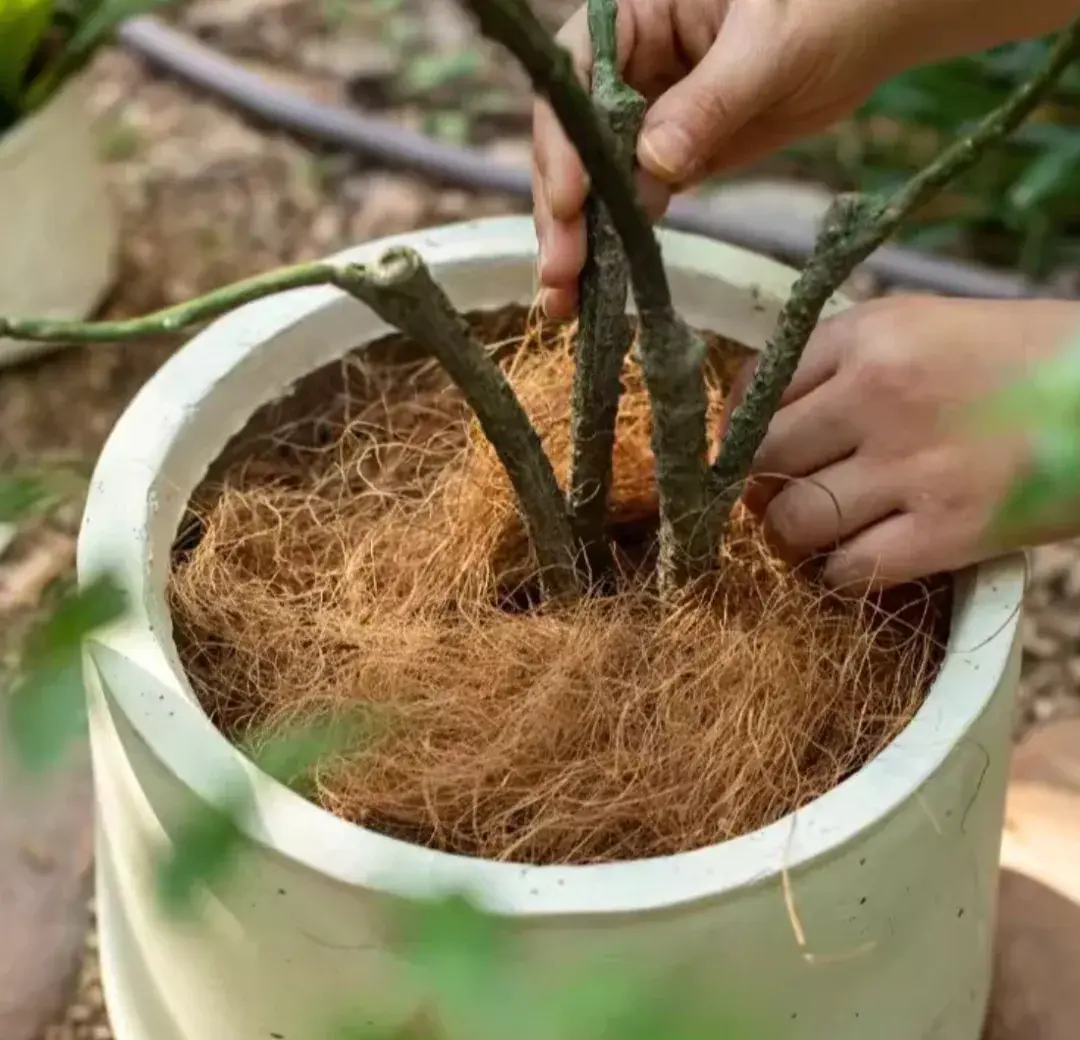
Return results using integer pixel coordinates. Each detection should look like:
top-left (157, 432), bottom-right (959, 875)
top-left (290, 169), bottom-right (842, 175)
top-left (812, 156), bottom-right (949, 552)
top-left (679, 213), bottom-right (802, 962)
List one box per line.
top-left (117, 16), bottom-right (1069, 300)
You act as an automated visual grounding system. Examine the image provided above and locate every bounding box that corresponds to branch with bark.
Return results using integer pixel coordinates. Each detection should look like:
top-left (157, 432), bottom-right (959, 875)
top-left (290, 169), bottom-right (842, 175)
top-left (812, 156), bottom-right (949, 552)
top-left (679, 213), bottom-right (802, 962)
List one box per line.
top-left (2, 6), bottom-right (1079, 610)
top-left (336, 249), bottom-right (580, 599)
top-left (459, 0), bottom-right (716, 593)
top-left (0, 250), bottom-right (581, 600)
top-left (566, 0), bottom-right (644, 582)
top-left (710, 17), bottom-right (1080, 536)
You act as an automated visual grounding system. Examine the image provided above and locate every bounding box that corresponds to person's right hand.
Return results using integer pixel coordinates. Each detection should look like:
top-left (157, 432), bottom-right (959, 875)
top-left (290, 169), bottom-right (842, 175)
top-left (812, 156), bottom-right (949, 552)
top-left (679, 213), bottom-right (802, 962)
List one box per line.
top-left (532, 0), bottom-right (1080, 318)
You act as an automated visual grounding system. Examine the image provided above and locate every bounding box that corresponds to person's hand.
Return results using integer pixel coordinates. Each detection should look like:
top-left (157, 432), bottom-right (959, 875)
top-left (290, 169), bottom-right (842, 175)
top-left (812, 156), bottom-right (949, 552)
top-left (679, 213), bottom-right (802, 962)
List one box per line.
top-left (533, 0), bottom-right (1080, 318)
top-left (534, 0), bottom-right (893, 317)
top-left (725, 297), bottom-right (1080, 591)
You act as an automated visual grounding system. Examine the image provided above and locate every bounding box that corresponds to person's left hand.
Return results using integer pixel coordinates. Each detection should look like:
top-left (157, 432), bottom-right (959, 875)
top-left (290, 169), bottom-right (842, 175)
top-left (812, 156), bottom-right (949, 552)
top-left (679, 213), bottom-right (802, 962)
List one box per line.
top-left (725, 295), bottom-right (1080, 591)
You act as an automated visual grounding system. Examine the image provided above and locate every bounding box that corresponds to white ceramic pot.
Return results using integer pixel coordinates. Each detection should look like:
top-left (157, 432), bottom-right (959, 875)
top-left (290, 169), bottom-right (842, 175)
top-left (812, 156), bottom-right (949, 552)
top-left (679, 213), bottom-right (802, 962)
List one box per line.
top-left (0, 72), bottom-right (118, 369)
top-left (78, 216), bottom-right (1024, 1040)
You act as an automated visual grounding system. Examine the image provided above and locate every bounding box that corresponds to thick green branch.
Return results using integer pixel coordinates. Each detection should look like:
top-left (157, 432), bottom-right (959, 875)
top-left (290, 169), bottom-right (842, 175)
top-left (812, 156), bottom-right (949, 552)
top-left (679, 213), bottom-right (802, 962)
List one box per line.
top-left (0, 263), bottom-right (340, 342)
top-left (0, 249), bottom-right (580, 600)
top-left (567, 0), bottom-right (645, 579)
top-left (711, 16), bottom-right (1080, 536)
top-left (460, 0), bottom-right (715, 590)
top-left (335, 248), bottom-right (580, 600)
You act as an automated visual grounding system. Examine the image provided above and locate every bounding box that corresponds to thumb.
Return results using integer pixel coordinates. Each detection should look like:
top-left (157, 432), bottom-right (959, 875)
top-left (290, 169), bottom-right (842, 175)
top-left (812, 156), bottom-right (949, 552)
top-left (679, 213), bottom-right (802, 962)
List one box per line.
top-left (638, 31), bottom-right (771, 187)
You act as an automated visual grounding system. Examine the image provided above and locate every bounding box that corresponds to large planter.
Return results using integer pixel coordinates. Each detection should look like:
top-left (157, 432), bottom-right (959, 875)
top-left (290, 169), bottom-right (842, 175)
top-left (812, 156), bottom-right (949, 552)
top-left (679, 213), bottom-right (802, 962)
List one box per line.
top-left (78, 216), bottom-right (1024, 1040)
top-left (0, 72), bottom-right (118, 369)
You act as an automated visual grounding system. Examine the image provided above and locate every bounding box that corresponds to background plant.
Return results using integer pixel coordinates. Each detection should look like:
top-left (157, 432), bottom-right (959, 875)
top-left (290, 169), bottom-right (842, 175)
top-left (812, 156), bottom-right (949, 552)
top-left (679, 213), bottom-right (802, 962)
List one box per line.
top-left (0, 0), bottom-right (172, 134)
top-left (781, 32), bottom-right (1080, 280)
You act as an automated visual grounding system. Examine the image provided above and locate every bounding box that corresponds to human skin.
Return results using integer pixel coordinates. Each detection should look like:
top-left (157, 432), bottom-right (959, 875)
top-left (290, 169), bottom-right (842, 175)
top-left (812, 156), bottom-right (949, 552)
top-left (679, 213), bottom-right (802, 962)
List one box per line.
top-left (533, 0), bottom-right (1080, 316)
top-left (531, 0), bottom-right (1080, 588)
top-left (724, 296), bottom-right (1080, 591)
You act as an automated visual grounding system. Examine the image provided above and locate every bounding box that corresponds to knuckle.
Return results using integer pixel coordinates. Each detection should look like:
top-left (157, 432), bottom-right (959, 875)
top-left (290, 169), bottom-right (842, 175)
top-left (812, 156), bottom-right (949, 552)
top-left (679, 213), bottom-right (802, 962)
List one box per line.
top-left (764, 487), bottom-right (805, 554)
top-left (846, 312), bottom-right (913, 400)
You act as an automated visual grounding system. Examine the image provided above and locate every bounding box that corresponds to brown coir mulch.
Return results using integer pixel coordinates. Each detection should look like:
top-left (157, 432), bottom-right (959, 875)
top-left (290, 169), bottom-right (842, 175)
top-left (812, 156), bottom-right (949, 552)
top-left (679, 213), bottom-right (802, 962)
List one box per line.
top-left (168, 307), bottom-right (950, 866)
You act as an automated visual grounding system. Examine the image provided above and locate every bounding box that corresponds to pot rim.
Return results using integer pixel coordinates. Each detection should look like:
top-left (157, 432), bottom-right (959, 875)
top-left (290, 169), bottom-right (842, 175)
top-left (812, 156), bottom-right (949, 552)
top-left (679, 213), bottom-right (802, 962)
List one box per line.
top-left (78, 215), bottom-right (1025, 917)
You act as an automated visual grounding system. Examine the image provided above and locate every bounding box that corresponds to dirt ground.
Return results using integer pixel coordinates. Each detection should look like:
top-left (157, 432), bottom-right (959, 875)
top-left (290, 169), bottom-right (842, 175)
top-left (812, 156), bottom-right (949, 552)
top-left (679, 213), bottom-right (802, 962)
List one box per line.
top-left (0, 0), bottom-right (1076, 1036)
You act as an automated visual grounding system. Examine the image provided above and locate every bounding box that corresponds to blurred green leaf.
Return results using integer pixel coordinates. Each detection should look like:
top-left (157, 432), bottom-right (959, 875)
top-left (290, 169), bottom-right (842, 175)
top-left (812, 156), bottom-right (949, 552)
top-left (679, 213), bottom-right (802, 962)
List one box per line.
top-left (403, 50), bottom-right (480, 94)
top-left (249, 711), bottom-right (370, 793)
top-left (809, 33), bottom-right (1080, 274)
top-left (6, 574), bottom-right (126, 771)
top-left (997, 426), bottom-right (1080, 533)
top-left (1008, 138), bottom-right (1080, 214)
top-left (22, 572), bottom-right (126, 662)
top-left (424, 109), bottom-right (470, 145)
top-left (156, 792), bottom-right (248, 915)
top-left (22, 0), bottom-right (174, 111)
top-left (393, 895), bottom-right (510, 1040)
top-left (0, 0), bottom-right (53, 106)
top-left (61, 0), bottom-right (171, 56)
top-left (0, 474), bottom-right (49, 522)
top-left (7, 658), bottom-right (89, 772)
top-left (156, 712), bottom-right (370, 917)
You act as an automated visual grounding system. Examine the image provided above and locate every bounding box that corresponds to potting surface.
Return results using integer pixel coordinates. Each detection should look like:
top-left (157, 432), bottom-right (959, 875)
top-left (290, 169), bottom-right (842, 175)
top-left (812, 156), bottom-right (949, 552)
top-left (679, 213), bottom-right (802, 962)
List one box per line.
top-left (0, 2), bottom-right (1076, 1037)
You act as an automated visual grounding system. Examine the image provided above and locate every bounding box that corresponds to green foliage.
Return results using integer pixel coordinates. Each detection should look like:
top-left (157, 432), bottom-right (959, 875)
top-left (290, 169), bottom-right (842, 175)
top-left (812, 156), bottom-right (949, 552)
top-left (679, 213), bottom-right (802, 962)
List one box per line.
top-left (156, 712), bottom-right (372, 915)
top-left (787, 34), bottom-right (1080, 277)
top-left (5, 573), bottom-right (126, 771)
top-left (978, 322), bottom-right (1080, 534)
top-left (0, 0), bottom-right (173, 134)
top-left (0, 0), bottom-right (53, 114)
top-left (155, 791), bottom-right (248, 913)
top-left (0, 471), bottom-right (52, 522)
top-left (403, 50), bottom-right (481, 95)
top-left (331, 894), bottom-right (766, 1040)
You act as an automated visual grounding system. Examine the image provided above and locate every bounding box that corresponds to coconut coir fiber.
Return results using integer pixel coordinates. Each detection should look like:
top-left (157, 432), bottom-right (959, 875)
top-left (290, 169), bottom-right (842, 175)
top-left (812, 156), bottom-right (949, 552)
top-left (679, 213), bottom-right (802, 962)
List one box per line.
top-left (170, 306), bottom-right (951, 866)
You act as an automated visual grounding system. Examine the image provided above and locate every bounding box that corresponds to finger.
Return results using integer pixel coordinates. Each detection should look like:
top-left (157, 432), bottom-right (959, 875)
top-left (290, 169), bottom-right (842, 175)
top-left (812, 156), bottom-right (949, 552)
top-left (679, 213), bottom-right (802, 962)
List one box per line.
top-left (533, 5), bottom-right (637, 222)
top-left (538, 215), bottom-right (587, 294)
top-left (637, 27), bottom-right (770, 187)
top-left (822, 511), bottom-right (982, 593)
top-left (722, 314), bottom-right (846, 437)
top-left (541, 285), bottom-right (579, 320)
top-left (762, 458), bottom-right (905, 564)
top-left (637, 168), bottom-right (672, 221)
top-left (533, 162), bottom-right (585, 315)
top-left (779, 314), bottom-right (847, 406)
top-left (750, 379), bottom-right (860, 489)
top-left (532, 9), bottom-right (594, 228)
top-left (534, 97), bottom-right (590, 221)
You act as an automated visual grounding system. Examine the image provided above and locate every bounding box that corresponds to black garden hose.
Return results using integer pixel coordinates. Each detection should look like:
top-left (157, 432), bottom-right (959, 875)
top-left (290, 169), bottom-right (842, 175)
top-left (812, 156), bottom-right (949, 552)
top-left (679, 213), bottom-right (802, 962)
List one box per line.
top-left (117, 16), bottom-right (1066, 300)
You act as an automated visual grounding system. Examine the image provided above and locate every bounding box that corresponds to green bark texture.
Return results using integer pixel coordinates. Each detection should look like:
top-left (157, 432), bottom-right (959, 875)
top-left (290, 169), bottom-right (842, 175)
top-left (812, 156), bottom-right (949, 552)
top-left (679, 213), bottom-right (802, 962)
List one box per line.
top-left (0, 262), bottom-right (341, 341)
top-left (461, 0), bottom-right (715, 593)
top-left (567, 0), bottom-right (645, 580)
top-left (336, 248), bottom-right (581, 600)
top-left (711, 16), bottom-right (1080, 537)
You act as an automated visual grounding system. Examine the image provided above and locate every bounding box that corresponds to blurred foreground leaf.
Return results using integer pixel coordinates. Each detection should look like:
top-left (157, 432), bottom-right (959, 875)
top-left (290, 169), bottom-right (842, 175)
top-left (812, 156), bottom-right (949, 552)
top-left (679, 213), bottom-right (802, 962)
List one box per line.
top-left (21, 0), bottom-right (175, 111)
top-left (0, 0), bottom-right (53, 107)
top-left (0, 474), bottom-right (50, 523)
top-left (156, 791), bottom-right (248, 915)
top-left (976, 323), bottom-right (1080, 536)
top-left (6, 574), bottom-right (127, 771)
top-left (998, 427), bottom-right (1080, 531)
top-left (249, 711), bottom-right (371, 792)
top-left (156, 713), bottom-right (372, 916)
top-left (331, 892), bottom-right (768, 1040)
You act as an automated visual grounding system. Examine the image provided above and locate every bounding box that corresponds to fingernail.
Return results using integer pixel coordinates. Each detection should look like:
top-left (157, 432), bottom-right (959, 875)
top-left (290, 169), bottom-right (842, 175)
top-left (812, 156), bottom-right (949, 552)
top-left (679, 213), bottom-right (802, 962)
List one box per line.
top-left (640, 125), bottom-right (695, 183)
top-left (536, 222), bottom-right (550, 276)
top-left (636, 171), bottom-right (670, 221)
